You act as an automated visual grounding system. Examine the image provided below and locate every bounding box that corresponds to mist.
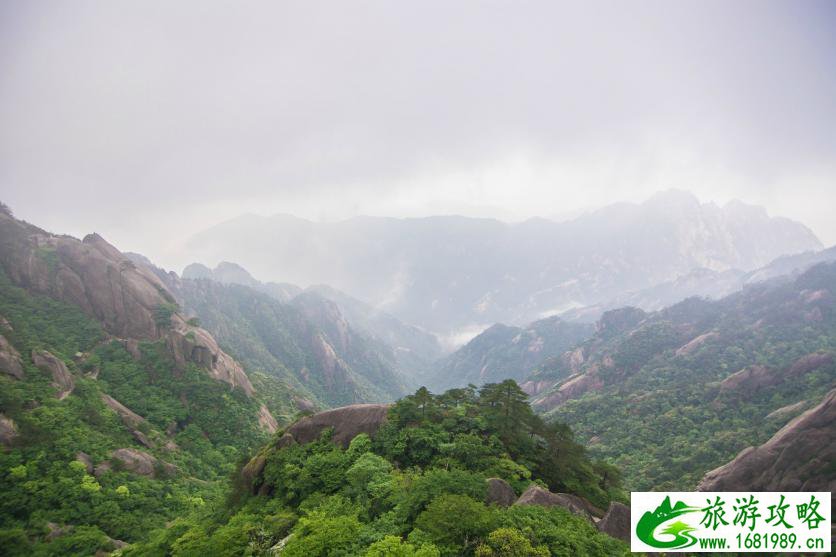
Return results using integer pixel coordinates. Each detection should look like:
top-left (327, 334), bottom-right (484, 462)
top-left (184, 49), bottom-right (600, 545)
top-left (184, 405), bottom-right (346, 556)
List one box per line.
top-left (1, 0), bottom-right (835, 272)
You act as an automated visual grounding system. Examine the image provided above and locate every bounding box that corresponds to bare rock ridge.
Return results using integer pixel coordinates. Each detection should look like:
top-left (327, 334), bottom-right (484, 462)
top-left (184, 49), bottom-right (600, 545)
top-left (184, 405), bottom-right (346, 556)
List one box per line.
top-left (0, 211), bottom-right (257, 398)
top-left (277, 403), bottom-right (391, 448)
top-left (0, 333), bottom-right (24, 379)
top-left (514, 484), bottom-right (603, 519)
top-left (698, 388), bottom-right (836, 493)
top-left (109, 448), bottom-right (176, 478)
top-left (101, 394), bottom-right (145, 428)
top-left (31, 349), bottom-right (75, 399)
top-left (485, 478), bottom-right (517, 508)
top-left (0, 414), bottom-right (18, 447)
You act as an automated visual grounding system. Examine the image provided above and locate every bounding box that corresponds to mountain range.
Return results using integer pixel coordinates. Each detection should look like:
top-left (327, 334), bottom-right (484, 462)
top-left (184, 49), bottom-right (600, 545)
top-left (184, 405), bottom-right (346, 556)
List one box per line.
top-left (184, 190), bottom-right (821, 341)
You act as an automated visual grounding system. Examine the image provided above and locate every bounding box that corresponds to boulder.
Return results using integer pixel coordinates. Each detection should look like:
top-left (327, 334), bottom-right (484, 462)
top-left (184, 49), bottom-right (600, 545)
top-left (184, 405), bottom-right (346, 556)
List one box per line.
top-left (0, 414), bottom-right (18, 447)
top-left (485, 478), bottom-right (517, 507)
top-left (698, 388), bottom-right (836, 493)
top-left (131, 430), bottom-right (154, 449)
top-left (111, 448), bottom-right (176, 478)
top-left (596, 501), bottom-right (631, 542)
top-left (75, 452), bottom-right (94, 474)
top-left (280, 404), bottom-right (391, 447)
top-left (93, 461), bottom-right (112, 478)
top-left (31, 350), bottom-right (74, 399)
top-left (514, 485), bottom-right (596, 518)
top-left (0, 334), bottom-right (23, 379)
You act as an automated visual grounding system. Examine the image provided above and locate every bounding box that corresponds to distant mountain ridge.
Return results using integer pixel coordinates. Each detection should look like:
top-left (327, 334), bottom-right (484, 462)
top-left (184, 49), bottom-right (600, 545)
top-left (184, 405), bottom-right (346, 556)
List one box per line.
top-left (535, 262), bottom-right (836, 489)
top-left (561, 245), bottom-right (836, 322)
top-left (425, 316), bottom-right (594, 391)
top-left (184, 190), bottom-right (821, 339)
top-left (135, 260), bottom-right (417, 408)
top-left (182, 261), bottom-right (443, 375)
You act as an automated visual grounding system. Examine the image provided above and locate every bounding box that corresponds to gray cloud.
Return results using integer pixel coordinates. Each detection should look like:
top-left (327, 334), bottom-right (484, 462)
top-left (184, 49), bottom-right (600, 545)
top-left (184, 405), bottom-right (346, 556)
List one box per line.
top-left (1, 0), bottom-right (835, 269)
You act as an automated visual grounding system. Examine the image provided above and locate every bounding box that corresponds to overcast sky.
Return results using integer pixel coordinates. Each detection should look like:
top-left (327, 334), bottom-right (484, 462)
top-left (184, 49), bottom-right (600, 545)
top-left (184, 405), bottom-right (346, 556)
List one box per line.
top-left (1, 0), bottom-right (835, 269)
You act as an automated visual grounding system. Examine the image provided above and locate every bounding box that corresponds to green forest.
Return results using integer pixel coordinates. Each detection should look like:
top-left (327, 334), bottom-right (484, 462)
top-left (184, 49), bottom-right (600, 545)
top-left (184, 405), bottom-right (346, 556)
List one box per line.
top-left (0, 273), bottom-right (272, 555)
top-left (123, 383), bottom-right (629, 557)
top-left (544, 265), bottom-right (836, 490)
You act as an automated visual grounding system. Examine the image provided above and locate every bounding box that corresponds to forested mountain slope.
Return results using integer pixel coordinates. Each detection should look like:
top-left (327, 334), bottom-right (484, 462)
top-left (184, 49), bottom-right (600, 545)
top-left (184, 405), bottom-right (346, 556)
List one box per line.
top-left (183, 261), bottom-right (444, 376)
top-left (144, 262), bottom-right (414, 408)
top-left (426, 317), bottom-right (593, 391)
top-left (0, 207), bottom-right (289, 555)
top-left (532, 262), bottom-right (836, 490)
top-left (124, 382), bottom-right (630, 556)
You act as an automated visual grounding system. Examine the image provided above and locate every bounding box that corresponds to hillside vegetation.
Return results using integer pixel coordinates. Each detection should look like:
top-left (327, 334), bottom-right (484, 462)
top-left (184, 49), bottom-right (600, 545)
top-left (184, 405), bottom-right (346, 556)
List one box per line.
top-left (536, 263), bottom-right (836, 490)
top-left (126, 383), bottom-right (629, 556)
top-left (0, 273), bottom-right (274, 556)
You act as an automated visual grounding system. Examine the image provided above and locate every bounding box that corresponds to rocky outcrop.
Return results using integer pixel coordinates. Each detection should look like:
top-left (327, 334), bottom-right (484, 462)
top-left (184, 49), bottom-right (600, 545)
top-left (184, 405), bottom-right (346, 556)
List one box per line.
top-left (0, 334), bottom-right (24, 379)
top-left (534, 371), bottom-right (604, 410)
top-left (485, 478), bottom-right (517, 507)
top-left (277, 404), bottom-right (390, 448)
top-left (75, 452), bottom-right (94, 474)
top-left (719, 352), bottom-right (834, 398)
top-left (166, 322), bottom-right (255, 396)
top-left (101, 394), bottom-right (145, 428)
top-left (514, 485), bottom-right (598, 518)
top-left (0, 212), bottom-right (256, 397)
top-left (258, 404), bottom-right (278, 433)
top-left (788, 351), bottom-right (833, 376)
top-left (31, 350), bottom-right (74, 399)
top-left (110, 448), bottom-right (176, 478)
top-left (765, 399), bottom-right (808, 420)
top-left (718, 364), bottom-right (775, 394)
top-left (0, 414), bottom-right (18, 447)
top-left (698, 388), bottom-right (836, 493)
top-left (675, 331), bottom-right (719, 357)
top-left (596, 502), bottom-right (630, 542)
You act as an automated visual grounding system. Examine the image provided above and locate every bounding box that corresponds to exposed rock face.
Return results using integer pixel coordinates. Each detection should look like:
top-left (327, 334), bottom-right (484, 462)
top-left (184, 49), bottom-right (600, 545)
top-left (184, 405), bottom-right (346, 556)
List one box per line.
top-left (293, 396), bottom-right (316, 413)
top-left (31, 350), bottom-right (74, 399)
top-left (0, 414), bottom-right (18, 447)
top-left (718, 364), bottom-right (775, 394)
top-left (258, 404), bottom-right (278, 433)
top-left (675, 331), bottom-right (719, 357)
top-left (596, 307), bottom-right (647, 338)
top-left (514, 485), bottom-right (596, 518)
top-left (101, 394), bottom-right (145, 428)
top-left (278, 404), bottom-right (390, 448)
top-left (75, 452), bottom-right (94, 474)
top-left (0, 212), bottom-right (255, 397)
top-left (0, 334), bottom-right (24, 379)
top-left (485, 478), bottom-right (517, 508)
top-left (788, 351), bottom-right (833, 376)
top-left (110, 448), bottom-right (175, 478)
top-left (765, 400), bottom-right (808, 420)
top-left (534, 372), bottom-right (604, 410)
top-left (719, 352), bottom-right (833, 398)
top-left (166, 322), bottom-right (255, 396)
top-left (698, 388), bottom-right (836, 493)
top-left (1, 224), bottom-right (172, 340)
top-left (596, 502), bottom-right (630, 542)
